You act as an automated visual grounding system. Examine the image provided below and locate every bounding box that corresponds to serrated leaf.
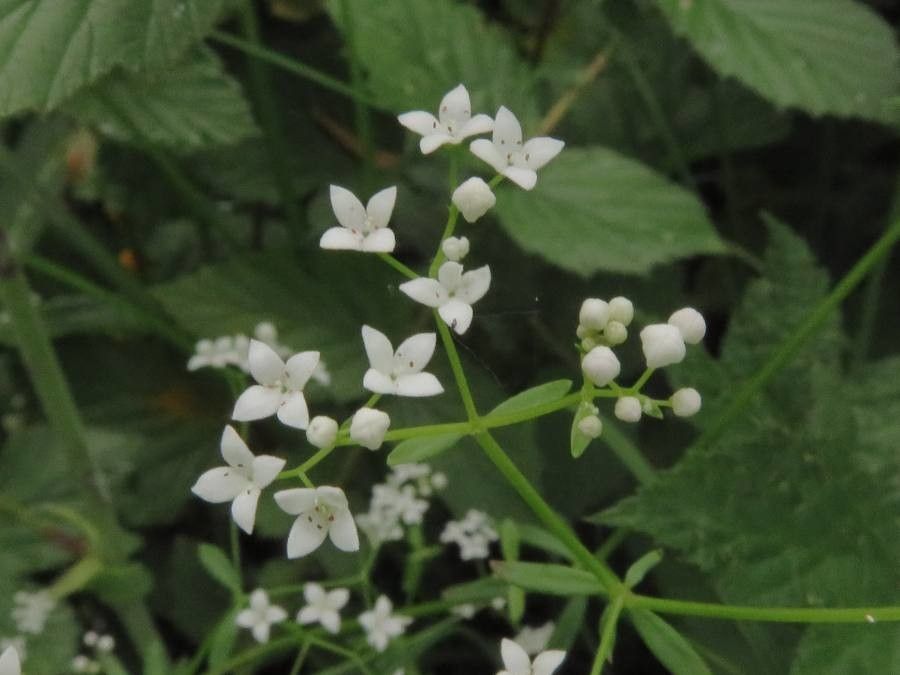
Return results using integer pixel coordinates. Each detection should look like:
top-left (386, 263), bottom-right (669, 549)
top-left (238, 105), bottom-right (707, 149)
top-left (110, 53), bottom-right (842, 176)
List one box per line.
top-left (492, 561), bottom-right (603, 597)
top-left (495, 146), bottom-right (725, 276)
top-left (629, 609), bottom-right (712, 675)
top-left (490, 379), bottom-right (573, 417)
top-left (387, 432), bottom-right (463, 466)
top-left (791, 624), bottom-right (900, 675)
top-left (653, 0), bottom-right (900, 120)
top-left (0, 0), bottom-right (230, 118)
top-left (198, 543), bottom-right (242, 595)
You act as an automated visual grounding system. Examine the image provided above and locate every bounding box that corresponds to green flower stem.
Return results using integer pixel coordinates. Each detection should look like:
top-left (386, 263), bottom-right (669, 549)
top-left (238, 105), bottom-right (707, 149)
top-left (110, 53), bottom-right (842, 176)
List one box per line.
top-left (628, 368), bottom-right (654, 393)
top-left (592, 593), bottom-right (626, 675)
top-left (48, 555), bottom-right (103, 599)
top-left (377, 253), bottom-right (419, 280)
top-left (435, 317), bottom-right (479, 421)
top-left (288, 640), bottom-right (312, 675)
top-left (428, 153), bottom-right (462, 278)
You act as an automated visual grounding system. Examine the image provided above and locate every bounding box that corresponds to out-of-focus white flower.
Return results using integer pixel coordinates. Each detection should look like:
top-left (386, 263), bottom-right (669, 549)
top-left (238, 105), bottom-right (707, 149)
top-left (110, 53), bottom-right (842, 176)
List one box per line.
top-left (399, 262), bottom-right (491, 335)
top-left (362, 326), bottom-right (443, 397)
top-left (0, 645), bottom-right (21, 675)
top-left (581, 346), bottom-right (621, 387)
top-left (668, 307), bottom-right (706, 345)
top-left (615, 396), bottom-right (642, 423)
top-left (440, 509), bottom-right (498, 560)
top-left (513, 622), bottom-right (555, 656)
top-left (307, 416), bottom-right (339, 449)
top-left (671, 388), bottom-right (702, 417)
top-left (236, 589), bottom-right (287, 644)
top-left (12, 591), bottom-right (55, 635)
top-left (296, 583), bottom-right (350, 634)
top-left (350, 407), bottom-right (391, 450)
top-left (274, 486), bottom-right (360, 558)
top-left (71, 654), bottom-right (98, 673)
top-left (452, 604), bottom-right (477, 619)
top-left (358, 596), bottom-right (412, 652)
top-left (191, 426), bottom-right (285, 535)
top-left (452, 178), bottom-right (496, 223)
top-left (398, 84), bottom-right (493, 154)
top-left (497, 637), bottom-right (565, 675)
top-left (442, 236), bottom-right (470, 262)
top-left (187, 336), bottom-right (238, 371)
top-left (640, 324), bottom-right (686, 369)
top-left (356, 464), bottom-right (446, 544)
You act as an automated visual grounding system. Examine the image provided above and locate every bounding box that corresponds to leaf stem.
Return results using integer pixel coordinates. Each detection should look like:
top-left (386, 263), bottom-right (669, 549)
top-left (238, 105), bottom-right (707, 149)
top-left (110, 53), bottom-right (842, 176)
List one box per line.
top-left (592, 593), bottom-right (626, 674)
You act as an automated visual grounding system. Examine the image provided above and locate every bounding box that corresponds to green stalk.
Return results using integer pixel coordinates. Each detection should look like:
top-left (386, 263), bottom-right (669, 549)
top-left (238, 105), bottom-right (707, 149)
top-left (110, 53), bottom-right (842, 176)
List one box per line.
top-left (592, 593), bottom-right (626, 674)
top-left (377, 253), bottom-right (419, 280)
top-left (434, 318), bottom-right (479, 421)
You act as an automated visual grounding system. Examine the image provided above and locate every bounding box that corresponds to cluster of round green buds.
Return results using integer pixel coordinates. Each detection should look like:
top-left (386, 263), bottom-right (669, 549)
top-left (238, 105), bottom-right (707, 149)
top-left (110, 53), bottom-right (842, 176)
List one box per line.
top-left (576, 296), bottom-right (633, 351)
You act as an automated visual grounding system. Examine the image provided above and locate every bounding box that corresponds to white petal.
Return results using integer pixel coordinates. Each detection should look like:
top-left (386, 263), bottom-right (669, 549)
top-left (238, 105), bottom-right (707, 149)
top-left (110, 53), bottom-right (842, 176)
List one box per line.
top-left (192, 467), bottom-right (248, 503)
top-left (297, 606), bottom-right (321, 625)
top-left (361, 228), bottom-right (396, 252)
top-left (0, 647), bottom-right (20, 675)
top-left (251, 455), bottom-right (286, 488)
top-left (362, 325), bottom-right (394, 374)
top-left (393, 332), bottom-right (436, 375)
top-left (469, 138), bottom-right (507, 173)
top-left (220, 425), bottom-right (254, 469)
top-left (320, 226), bottom-right (363, 251)
top-left (438, 84), bottom-right (472, 130)
top-left (251, 622), bottom-right (271, 644)
top-left (286, 515), bottom-right (329, 558)
top-left (328, 510), bottom-right (360, 552)
top-left (459, 113), bottom-right (494, 138)
top-left (397, 110), bottom-right (439, 136)
top-left (328, 588), bottom-right (350, 610)
top-left (266, 605), bottom-right (288, 623)
top-left (235, 608), bottom-right (257, 628)
top-left (399, 278), bottom-right (447, 308)
top-left (330, 185), bottom-right (366, 231)
top-left (458, 265), bottom-right (491, 304)
top-left (363, 369), bottom-right (397, 395)
top-left (501, 638), bottom-right (531, 674)
top-left (284, 351), bottom-right (320, 390)
top-left (304, 582), bottom-right (325, 604)
top-left (493, 106), bottom-right (523, 148)
top-left (316, 485), bottom-right (350, 512)
top-left (320, 609), bottom-right (341, 634)
top-left (231, 488), bottom-right (260, 534)
top-left (274, 487), bottom-right (317, 515)
top-left (365, 186), bottom-right (397, 230)
top-left (249, 588), bottom-right (270, 611)
top-left (396, 373), bottom-right (444, 397)
top-left (438, 300), bottom-right (474, 335)
top-left (277, 391), bottom-right (310, 429)
top-left (521, 137), bottom-right (564, 170)
top-left (248, 339), bottom-right (285, 386)
top-left (503, 166), bottom-right (538, 190)
top-left (533, 650), bottom-right (566, 675)
top-left (437, 261), bottom-right (464, 291)
top-left (233, 385), bottom-right (282, 421)
top-left (420, 133), bottom-right (453, 154)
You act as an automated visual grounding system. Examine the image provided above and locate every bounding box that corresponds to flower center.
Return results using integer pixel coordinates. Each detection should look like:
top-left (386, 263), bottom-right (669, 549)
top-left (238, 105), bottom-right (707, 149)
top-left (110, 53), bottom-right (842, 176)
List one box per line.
top-left (303, 503), bottom-right (336, 532)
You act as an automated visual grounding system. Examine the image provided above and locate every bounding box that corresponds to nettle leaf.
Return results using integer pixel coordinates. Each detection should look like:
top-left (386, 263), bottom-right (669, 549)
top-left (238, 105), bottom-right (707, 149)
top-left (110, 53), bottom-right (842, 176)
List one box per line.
top-left (653, 0), bottom-right (900, 120)
top-left (67, 48), bottom-right (259, 152)
top-left (0, 0), bottom-right (230, 118)
top-left (494, 146), bottom-right (726, 276)
top-left (791, 624), bottom-right (900, 675)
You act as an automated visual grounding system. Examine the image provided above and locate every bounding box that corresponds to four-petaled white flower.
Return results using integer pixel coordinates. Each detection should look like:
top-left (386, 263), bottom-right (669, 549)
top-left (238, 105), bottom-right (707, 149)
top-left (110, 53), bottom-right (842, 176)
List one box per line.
top-left (399, 262), bottom-right (491, 335)
top-left (232, 340), bottom-right (320, 429)
top-left (191, 426), bottom-right (285, 534)
top-left (497, 638), bottom-right (566, 675)
top-left (0, 647), bottom-right (20, 675)
top-left (321, 185), bottom-right (397, 253)
top-left (296, 583), bottom-right (350, 634)
top-left (236, 589), bottom-right (287, 644)
top-left (358, 595), bottom-right (413, 652)
top-left (362, 325), bottom-right (443, 397)
top-left (398, 84), bottom-right (493, 154)
top-left (274, 486), bottom-right (360, 558)
top-left (470, 107), bottom-right (564, 190)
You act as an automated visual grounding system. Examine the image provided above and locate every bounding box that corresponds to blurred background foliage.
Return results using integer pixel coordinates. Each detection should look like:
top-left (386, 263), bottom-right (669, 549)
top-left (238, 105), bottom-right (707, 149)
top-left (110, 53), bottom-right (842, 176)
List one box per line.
top-left (1, 0), bottom-right (899, 672)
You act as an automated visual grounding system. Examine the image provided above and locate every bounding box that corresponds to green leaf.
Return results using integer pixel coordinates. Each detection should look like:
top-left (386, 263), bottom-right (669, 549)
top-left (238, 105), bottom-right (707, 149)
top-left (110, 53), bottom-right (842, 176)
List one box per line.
top-left (570, 401), bottom-right (595, 459)
top-left (491, 561), bottom-right (603, 597)
top-left (441, 577), bottom-right (507, 604)
top-left (494, 146), bottom-right (725, 276)
top-left (90, 562), bottom-right (153, 604)
top-left (198, 543), bottom-right (242, 595)
top-left (387, 432), bottom-right (463, 466)
top-left (0, 0), bottom-right (230, 118)
top-left (67, 48), bottom-right (259, 152)
top-left (629, 609), bottom-right (712, 675)
top-left (207, 608), bottom-right (240, 668)
top-left (791, 624), bottom-right (900, 675)
top-left (489, 379), bottom-right (572, 417)
top-left (653, 0), bottom-right (900, 120)
top-left (549, 597), bottom-right (588, 651)
top-left (624, 550), bottom-right (663, 589)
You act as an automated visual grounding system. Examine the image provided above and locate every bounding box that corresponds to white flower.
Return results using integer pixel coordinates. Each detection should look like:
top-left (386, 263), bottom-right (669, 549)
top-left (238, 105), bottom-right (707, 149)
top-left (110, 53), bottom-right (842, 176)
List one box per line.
top-left (498, 638), bottom-right (566, 675)
top-left (581, 346), bottom-right (621, 387)
top-left (470, 107), bottom-right (564, 190)
top-left (608, 296), bottom-right (634, 326)
top-left (398, 84), bottom-right (493, 154)
top-left (452, 178), bottom-right (496, 223)
top-left (307, 416), bottom-right (339, 449)
top-left (187, 336), bottom-right (238, 371)
top-left (236, 589), bottom-right (287, 644)
top-left (362, 326), bottom-right (443, 397)
top-left (671, 388), bottom-right (702, 417)
top-left (350, 407), bottom-right (391, 450)
top-left (358, 596), bottom-right (412, 652)
top-left (274, 486), bottom-right (360, 558)
top-left (440, 509), bottom-right (498, 560)
top-left (0, 647), bottom-right (20, 675)
top-left (640, 324), bottom-right (686, 369)
top-left (12, 591), bottom-right (55, 635)
top-left (577, 414), bottom-right (603, 438)
top-left (579, 298), bottom-right (609, 331)
top-left (399, 261), bottom-right (491, 335)
top-left (615, 396), bottom-right (642, 423)
top-left (452, 604), bottom-right (477, 619)
top-left (668, 307), bottom-right (706, 344)
top-left (320, 185), bottom-right (397, 253)
top-left (513, 623), bottom-right (555, 656)
top-left (191, 426), bottom-right (285, 535)
top-left (441, 235), bottom-right (470, 261)
top-left (232, 340), bottom-right (320, 429)
top-left (296, 583), bottom-right (350, 634)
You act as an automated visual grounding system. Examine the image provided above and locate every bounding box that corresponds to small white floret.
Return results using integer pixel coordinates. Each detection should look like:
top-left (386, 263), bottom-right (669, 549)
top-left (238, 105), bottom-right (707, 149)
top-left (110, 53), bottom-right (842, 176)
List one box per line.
top-left (640, 324), bottom-right (686, 369)
top-left (671, 388), bottom-right (702, 417)
top-left (306, 416), bottom-right (339, 449)
top-left (581, 346), bottom-right (621, 387)
top-left (498, 637), bottom-right (566, 675)
top-left (296, 583), bottom-right (350, 634)
top-left (452, 177), bottom-right (496, 222)
top-left (235, 589), bottom-right (287, 644)
top-left (358, 596), bottom-right (412, 652)
top-left (274, 486), bottom-right (360, 558)
top-left (350, 407), bottom-right (391, 450)
top-left (578, 298), bottom-right (609, 331)
top-left (615, 397), bottom-right (642, 423)
top-left (399, 262), bottom-right (491, 335)
top-left (320, 185), bottom-right (397, 253)
top-left (398, 84), bottom-right (494, 154)
top-left (361, 326), bottom-right (443, 397)
top-left (668, 307), bottom-right (706, 344)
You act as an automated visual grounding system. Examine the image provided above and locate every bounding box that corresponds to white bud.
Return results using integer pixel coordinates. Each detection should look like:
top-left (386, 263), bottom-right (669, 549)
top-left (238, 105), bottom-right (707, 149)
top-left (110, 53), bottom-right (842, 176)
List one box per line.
top-left (306, 415), bottom-right (339, 449)
top-left (615, 396), bottom-right (642, 423)
top-left (96, 635), bottom-right (115, 653)
top-left (254, 321), bottom-right (278, 343)
top-left (640, 324), bottom-right (686, 369)
top-left (671, 388), bottom-right (702, 417)
top-left (608, 296), bottom-right (634, 326)
top-left (603, 320), bottom-right (628, 346)
top-left (452, 177), bottom-right (496, 223)
top-left (578, 298), bottom-right (609, 331)
top-left (83, 631), bottom-right (98, 647)
top-left (577, 414), bottom-right (603, 438)
top-left (575, 325), bottom-right (590, 339)
top-left (350, 407), bottom-right (390, 450)
top-left (581, 346), bottom-right (621, 387)
top-left (668, 307), bottom-right (706, 345)
top-left (441, 236), bottom-right (470, 262)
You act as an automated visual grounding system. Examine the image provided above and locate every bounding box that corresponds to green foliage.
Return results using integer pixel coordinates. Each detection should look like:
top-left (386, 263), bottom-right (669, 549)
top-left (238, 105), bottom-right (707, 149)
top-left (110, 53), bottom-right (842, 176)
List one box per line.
top-left (387, 432), bottom-right (462, 466)
top-left (629, 609), bottom-right (712, 675)
top-left (492, 561), bottom-right (604, 596)
top-left (197, 543), bottom-right (242, 595)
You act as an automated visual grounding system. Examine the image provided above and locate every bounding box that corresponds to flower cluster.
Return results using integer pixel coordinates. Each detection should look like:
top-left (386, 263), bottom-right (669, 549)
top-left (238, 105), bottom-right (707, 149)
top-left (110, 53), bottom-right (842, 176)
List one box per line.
top-left (440, 509), bottom-right (499, 561)
top-left (71, 631), bottom-right (116, 673)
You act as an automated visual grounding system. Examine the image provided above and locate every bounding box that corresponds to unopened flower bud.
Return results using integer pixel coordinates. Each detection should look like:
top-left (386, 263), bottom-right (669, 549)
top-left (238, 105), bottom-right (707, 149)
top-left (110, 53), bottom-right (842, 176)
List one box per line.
top-left (604, 320), bottom-right (628, 346)
top-left (640, 324), bottom-right (686, 369)
top-left (579, 298), bottom-right (609, 331)
top-left (581, 336), bottom-right (598, 351)
top-left (668, 307), bottom-right (706, 344)
top-left (671, 388), bottom-right (702, 417)
top-left (350, 407), bottom-right (390, 450)
top-left (615, 396), bottom-right (642, 423)
top-left (442, 236), bottom-right (470, 262)
top-left (452, 177), bottom-right (496, 223)
top-left (608, 296), bottom-right (634, 326)
top-left (307, 415), bottom-right (339, 449)
top-left (577, 414), bottom-right (603, 438)
top-left (581, 346), bottom-right (621, 387)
